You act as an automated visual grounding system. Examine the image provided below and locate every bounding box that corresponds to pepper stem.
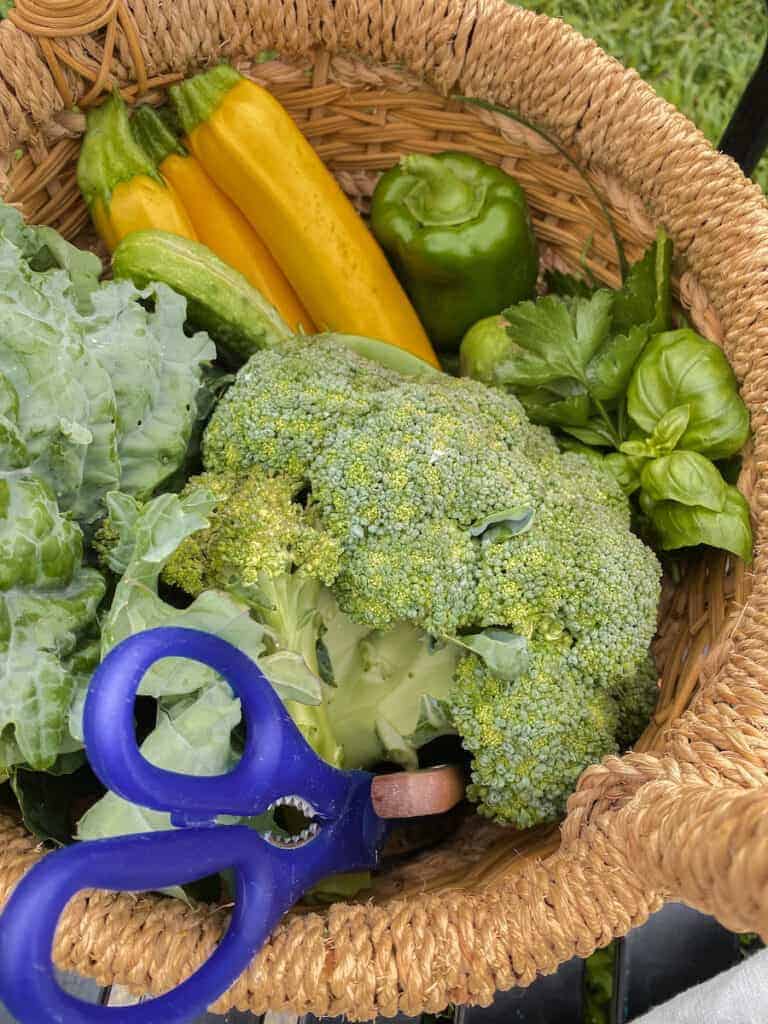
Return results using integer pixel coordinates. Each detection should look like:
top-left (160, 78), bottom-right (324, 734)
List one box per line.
top-left (400, 153), bottom-right (487, 226)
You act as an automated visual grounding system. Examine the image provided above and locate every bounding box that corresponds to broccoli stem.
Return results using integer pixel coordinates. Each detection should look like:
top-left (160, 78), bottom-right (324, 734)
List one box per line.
top-left (258, 573), bottom-right (343, 767)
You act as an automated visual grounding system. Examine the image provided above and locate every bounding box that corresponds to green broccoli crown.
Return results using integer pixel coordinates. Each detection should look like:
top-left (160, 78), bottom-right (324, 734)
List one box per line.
top-left (449, 647), bottom-right (620, 829)
top-left (162, 469), bottom-right (342, 596)
top-left (201, 337), bottom-right (663, 819)
top-left (203, 337), bottom-right (404, 480)
top-left (204, 338), bottom-right (660, 662)
top-left (475, 452), bottom-right (661, 686)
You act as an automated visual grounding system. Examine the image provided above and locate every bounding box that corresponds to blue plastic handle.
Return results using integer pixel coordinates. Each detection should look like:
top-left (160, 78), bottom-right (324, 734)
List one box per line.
top-left (83, 627), bottom-right (357, 823)
top-left (0, 628), bottom-right (388, 1024)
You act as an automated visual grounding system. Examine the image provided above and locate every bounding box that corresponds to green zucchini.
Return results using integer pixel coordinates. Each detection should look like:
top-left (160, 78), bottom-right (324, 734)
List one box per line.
top-left (112, 230), bottom-right (292, 363)
top-left (322, 333), bottom-right (442, 378)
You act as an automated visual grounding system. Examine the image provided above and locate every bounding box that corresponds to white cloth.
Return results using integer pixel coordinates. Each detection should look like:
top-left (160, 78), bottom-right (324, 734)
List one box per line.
top-left (634, 949), bottom-right (768, 1023)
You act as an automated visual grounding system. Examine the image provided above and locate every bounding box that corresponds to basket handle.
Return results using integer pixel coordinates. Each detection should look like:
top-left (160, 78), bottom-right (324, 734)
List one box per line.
top-left (622, 779), bottom-right (768, 936)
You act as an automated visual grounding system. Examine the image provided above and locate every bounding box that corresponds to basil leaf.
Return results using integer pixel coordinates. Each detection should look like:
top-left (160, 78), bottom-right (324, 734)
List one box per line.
top-left (640, 451), bottom-right (728, 511)
top-left (586, 323), bottom-right (651, 402)
top-left (605, 452), bottom-right (643, 496)
top-left (451, 629), bottom-right (530, 681)
top-left (470, 507), bottom-right (535, 543)
top-left (613, 228), bottom-right (672, 336)
top-left (649, 484), bottom-right (752, 563)
top-left (649, 405), bottom-right (692, 451)
top-left (627, 329), bottom-right (750, 459)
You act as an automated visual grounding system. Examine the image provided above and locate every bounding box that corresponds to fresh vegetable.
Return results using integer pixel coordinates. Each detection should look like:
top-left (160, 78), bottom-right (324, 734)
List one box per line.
top-left (170, 64), bottom-right (440, 368)
top-left (0, 208), bottom-right (214, 525)
top-left (112, 230), bottom-right (292, 364)
top-left (161, 471), bottom-right (343, 765)
top-left (0, 199), bottom-right (220, 779)
top-left (0, 474), bottom-right (104, 773)
top-left (77, 490), bottom-right (322, 854)
top-left (158, 335), bottom-right (662, 826)
top-left (626, 329), bottom-right (750, 460)
top-left (77, 93), bottom-right (196, 252)
top-left (460, 232), bottom-right (753, 562)
top-left (130, 105), bottom-right (315, 334)
top-left (371, 152), bottom-right (539, 353)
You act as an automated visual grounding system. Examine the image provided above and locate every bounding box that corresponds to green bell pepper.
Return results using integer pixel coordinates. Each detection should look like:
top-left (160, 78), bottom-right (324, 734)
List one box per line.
top-left (370, 151), bottom-right (539, 353)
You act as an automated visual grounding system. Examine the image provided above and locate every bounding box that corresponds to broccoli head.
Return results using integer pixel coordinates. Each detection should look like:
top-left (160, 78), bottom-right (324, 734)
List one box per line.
top-left (162, 470), bottom-right (343, 766)
top-left (449, 646), bottom-right (620, 827)
top-left (197, 335), bottom-right (662, 826)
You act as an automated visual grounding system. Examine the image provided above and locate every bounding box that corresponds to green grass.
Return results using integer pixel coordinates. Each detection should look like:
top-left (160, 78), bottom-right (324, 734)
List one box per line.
top-left (516, 0), bottom-right (768, 190)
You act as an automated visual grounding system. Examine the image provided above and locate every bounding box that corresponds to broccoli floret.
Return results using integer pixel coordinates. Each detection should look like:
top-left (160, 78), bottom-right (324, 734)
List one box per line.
top-left (475, 453), bottom-right (661, 686)
top-left (162, 470), bottom-right (343, 766)
top-left (200, 337), bottom-right (662, 825)
top-left (612, 652), bottom-right (660, 749)
top-left (449, 648), bottom-right (619, 828)
top-left (203, 337), bottom-right (402, 480)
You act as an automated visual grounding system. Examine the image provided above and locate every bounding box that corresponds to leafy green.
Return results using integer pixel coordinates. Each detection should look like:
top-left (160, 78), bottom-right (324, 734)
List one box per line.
top-left (499, 289), bottom-right (614, 389)
top-left (612, 229), bottom-right (672, 336)
top-left (96, 490), bottom-right (317, 707)
top-left (84, 281), bottom-right (215, 500)
top-left (10, 758), bottom-right (102, 845)
top-left (74, 489), bottom-right (327, 850)
top-left (627, 329), bottom-right (750, 460)
top-left (621, 405), bottom-right (691, 459)
top-left (640, 451), bottom-right (728, 512)
top-left (322, 598), bottom-right (460, 771)
top-left (449, 629), bottom-right (530, 681)
top-left (491, 232), bottom-right (672, 435)
top-left (462, 228), bottom-right (751, 563)
top-left (0, 475), bottom-right (104, 771)
top-left (583, 943), bottom-right (617, 1024)
top-left (544, 268), bottom-right (598, 299)
top-left (646, 484), bottom-right (753, 562)
top-left (0, 215), bottom-right (215, 526)
top-left (604, 452), bottom-right (643, 496)
top-left (469, 507), bottom-right (535, 543)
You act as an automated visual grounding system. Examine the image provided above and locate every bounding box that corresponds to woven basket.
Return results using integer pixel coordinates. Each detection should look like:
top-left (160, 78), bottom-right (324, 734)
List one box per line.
top-left (1, 0), bottom-right (767, 1017)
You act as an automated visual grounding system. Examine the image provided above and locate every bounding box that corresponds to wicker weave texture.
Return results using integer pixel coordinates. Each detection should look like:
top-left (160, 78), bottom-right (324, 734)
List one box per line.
top-left (0, 0), bottom-right (767, 1018)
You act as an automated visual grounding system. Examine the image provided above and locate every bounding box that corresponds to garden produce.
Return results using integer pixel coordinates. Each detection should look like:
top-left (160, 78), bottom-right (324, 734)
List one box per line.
top-left (112, 230), bottom-right (292, 364)
top-left (77, 489), bottom-right (324, 845)
top-left (371, 152), bottom-right (539, 353)
top-left (460, 232), bottom-right (753, 563)
top-left (130, 105), bottom-right (315, 334)
top-left (170, 65), bottom-right (440, 367)
top-left (0, 202), bottom-right (215, 776)
top-left (137, 335), bottom-right (663, 829)
top-left (77, 94), bottom-right (196, 251)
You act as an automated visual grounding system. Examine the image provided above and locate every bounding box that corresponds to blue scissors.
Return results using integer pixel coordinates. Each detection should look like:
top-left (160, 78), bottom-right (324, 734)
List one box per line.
top-left (0, 627), bottom-right (464, 1024)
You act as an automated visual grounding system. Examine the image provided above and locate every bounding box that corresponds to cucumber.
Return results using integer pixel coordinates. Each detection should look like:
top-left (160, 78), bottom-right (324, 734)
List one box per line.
top-left (112, 230), bottom-right (292, 363)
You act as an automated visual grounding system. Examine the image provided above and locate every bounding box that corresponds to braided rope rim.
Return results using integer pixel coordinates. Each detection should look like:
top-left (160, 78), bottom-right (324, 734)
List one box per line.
top-left (0, 0), bottom-right (766, 1016)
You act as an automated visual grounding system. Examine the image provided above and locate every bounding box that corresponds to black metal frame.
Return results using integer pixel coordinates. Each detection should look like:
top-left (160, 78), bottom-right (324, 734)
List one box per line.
top-left (718, 0), bottom-right (768, 175)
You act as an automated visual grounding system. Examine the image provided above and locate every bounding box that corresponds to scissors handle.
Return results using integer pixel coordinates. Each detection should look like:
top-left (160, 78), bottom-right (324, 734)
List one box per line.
top-left (0, 821), bottom-right (360, 1024)
top-left (84, 626), bottom-right (354, 821)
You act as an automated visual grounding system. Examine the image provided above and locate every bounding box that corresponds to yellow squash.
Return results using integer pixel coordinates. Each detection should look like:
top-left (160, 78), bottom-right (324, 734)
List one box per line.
top-left (77, 94), bottom-right (196, 252)
top-left (130, 106), bottom-right (314, 334)
top-left (170, 66), bottom-right (440, 368)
